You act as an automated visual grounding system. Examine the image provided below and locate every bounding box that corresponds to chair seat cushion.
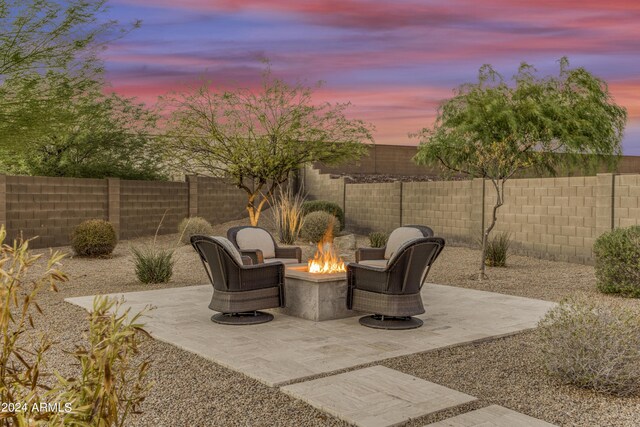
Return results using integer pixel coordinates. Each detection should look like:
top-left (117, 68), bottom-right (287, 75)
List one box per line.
top-left (236, 228), bottom-right (276, 259)
top-left (385, 227), bottom-right (424, 259)
top-left (264, 257), bottom-right (299, 265)
top-left (358, 259), bottom-right (388, 269)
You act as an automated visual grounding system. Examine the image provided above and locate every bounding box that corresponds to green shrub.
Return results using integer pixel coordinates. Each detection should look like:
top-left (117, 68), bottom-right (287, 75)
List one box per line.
top-left (300, 211), bottom-right (341, 244)
top-left (538, 298), bottom-right (640, 396)
top-left (302, 200), bottom-right (345, 231)
top-left (593, 226), bottom-right (640, 297)
top-left (178, 216), bottom-right (214, 245)
top-left (272, 186), bottom-right (305, 244)
top-left (131, 246), bottom-right (175, 284)
top-left (484, 232), bottom-right (511, 267)
top-left (369, 231), bottom-right (389, 248)
top-left (71, 219), bottom-right (117, 256)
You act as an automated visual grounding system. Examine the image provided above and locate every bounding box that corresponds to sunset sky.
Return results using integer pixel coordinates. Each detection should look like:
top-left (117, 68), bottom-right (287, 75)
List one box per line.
top-left (105, 0), bottom-right (640, 153)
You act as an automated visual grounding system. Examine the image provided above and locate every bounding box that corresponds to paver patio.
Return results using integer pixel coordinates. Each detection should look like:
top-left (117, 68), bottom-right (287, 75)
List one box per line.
top-left (281, 366), bottom-right (477, 427)
top-left (426, 405), bottom-right (557, 426)
top-left (66, 283), bottom-right (555, 387)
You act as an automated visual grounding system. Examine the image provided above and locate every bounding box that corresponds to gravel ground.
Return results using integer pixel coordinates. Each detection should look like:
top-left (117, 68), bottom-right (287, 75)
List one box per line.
top-left (18, 220), bottom-right (640, 427)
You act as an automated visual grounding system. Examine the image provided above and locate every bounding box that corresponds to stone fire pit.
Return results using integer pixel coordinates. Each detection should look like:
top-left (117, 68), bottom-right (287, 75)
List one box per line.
top-left (277, 264), bottom-right (359, 321)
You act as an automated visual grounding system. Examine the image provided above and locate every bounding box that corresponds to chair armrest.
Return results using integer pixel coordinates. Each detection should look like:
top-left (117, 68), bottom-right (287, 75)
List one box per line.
top-left (348, 261), bottom-right (387, 273)
top-left (275, 246), bottom-right (302, 262)
top-left (240, 249), bottom-right (264, 264)
top-left (239, 261), bottom-right (285, 290)
top-left (355, 247), bottom-right (386, 262)
top-left (241, 256), bottom-right (253, 266)
top-left (347, 262), bottom-right (389, 296)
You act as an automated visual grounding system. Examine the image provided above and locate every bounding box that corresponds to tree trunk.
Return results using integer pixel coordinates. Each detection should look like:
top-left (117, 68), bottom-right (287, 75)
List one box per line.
top-left (479, 179), bottom-right (505, 280)
top-left (245, 182), bottom-right (277, 226)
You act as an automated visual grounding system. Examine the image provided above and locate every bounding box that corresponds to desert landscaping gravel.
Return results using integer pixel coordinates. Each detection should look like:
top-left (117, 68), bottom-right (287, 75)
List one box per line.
top-left (20, 218), bottom-right (640, 426)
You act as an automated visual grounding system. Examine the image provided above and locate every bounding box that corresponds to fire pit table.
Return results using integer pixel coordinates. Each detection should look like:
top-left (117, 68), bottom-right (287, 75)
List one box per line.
top-left (277, 264), bottom-right (359, 321)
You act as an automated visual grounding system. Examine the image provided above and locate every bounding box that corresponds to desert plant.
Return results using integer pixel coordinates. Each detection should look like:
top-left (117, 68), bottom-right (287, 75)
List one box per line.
top-left (0, 225), bottom-right (152, 426)
top-left (131, 246), bottom-right (175, 283)
top-left (538, 298), bottom-right (640, 396)
top-left (53, 296), bottom-right (153, 425)
top-left (300, 211), bottom-right (341, 244)
top-left (271, 185), bottom-right (306, 244)
top-left (369, 231), bottom-right (389, 248)
top-left (178, 216), bottom-right (214, 245)
top-left (133, 214), bottom-right (176, 284)
top-left (484, 232), bottom-right (511, 267)
top-left (71, 219), bottom-right (118, 256)
top-left (593, 225), bottom-right (640, 297)
top-left (302, 200), bottom-right (345, 231)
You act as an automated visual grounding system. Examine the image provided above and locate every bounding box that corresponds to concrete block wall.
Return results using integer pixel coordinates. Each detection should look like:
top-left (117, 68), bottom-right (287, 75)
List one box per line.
top-left (486, 176), bottom-right (598, 263)
top-left (403, 180), bottom-right (478, 242)
top-left (614, 174), bottom-right (640, 228)
top-left (303, 165), bottom-right (640, 264)
top-left (4, 176), bottom-right (108, 248)
top-left (303, 166), bottom-right (345, 209)
top-left (345, 182), bottom-right (401, 233)
top-left (315, 144), bottom-right (640, 177)
top-left (119, 180), bottom-right (189, 240)
top-left (196, 176), bottom-right (248, 224)
top-left (0, 174), bottom-right (249, 249)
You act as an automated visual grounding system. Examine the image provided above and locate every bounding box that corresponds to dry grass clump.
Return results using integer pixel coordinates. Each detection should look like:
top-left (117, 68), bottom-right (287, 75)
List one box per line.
top-left (271, 186), bottom-right (305, 244)
top-left (538, 298), bottom-right (640, 396)
top-left (368, 231), bottom-right (388, 248)
top-left (484, 232), bottom-right (511, 267)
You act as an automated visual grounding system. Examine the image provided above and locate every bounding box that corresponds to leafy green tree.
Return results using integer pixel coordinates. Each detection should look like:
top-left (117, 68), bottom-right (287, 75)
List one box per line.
top-left (414, 58), bottom-right (627, 279)
top-left (0, 0), bottom-right (138, 151)
top-left (10, 85), bottom-right (167, 180)
top-left (164, 68), bottom-right (373, 225)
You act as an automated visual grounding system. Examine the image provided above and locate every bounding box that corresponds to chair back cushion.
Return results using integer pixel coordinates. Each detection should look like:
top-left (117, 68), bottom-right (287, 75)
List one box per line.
top-left (236, 228), bottom-right (276, 259)
top-left (384, 227), bottom-right (424, 259)
top-left (212, 236), bottom-right (244, 265)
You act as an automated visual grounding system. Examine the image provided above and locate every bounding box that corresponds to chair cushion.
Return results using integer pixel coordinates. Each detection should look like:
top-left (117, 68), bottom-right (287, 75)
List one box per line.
top-left (384, 227), bottom-right (424, 259)
top-left (236, 228), bottom-right (276, 259)
top-left (211, 236), bottom-right (244, 265)
top-left (358, 259), bottom-right (388, 269)
top-left (264, 257), bottom-right (299, 265)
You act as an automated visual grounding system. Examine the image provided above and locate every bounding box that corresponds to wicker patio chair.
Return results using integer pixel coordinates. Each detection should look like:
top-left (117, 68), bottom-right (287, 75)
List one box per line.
top-left (227, 225), bottom-right (302, 265)
top-left (356, 225), bottom-right (434, 268)
top-left (191, 235), bottom-right (285, 325)
top-left (347, 236), bottom-right (445, 330)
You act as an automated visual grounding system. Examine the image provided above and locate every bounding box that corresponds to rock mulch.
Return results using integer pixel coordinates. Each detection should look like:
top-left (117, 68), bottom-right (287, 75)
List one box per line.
top-left (20, 218), bottom-right (640, 426)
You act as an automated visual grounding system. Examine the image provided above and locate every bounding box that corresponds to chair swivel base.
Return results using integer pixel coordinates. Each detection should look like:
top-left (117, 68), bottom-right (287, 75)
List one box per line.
top-left (359, 314), bottom-right (423, 330)
top-left (211, 311), bottom-right (274, 325)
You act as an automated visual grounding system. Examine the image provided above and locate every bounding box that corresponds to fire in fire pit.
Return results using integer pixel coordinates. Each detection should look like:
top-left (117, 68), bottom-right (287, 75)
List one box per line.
top-left (308, 242), bottom-right (346, 274)
top-left (307, 218), bottom-right (346, 274)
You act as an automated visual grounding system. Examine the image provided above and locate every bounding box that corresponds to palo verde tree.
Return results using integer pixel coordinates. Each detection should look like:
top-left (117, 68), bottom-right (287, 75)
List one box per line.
top-left (164, 67), bottom-right (373, 225)
top-left (414, 58), bottom-right (626, 279)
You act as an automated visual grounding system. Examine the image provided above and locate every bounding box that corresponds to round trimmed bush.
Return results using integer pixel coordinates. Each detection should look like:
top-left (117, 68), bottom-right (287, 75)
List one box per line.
top-left (593, 225), bottom-right (640, 297)
top-left (538, 298), bottom-right (640, 396)
top-left (300, 211), bottom-right (340, 244)
top-left (71, 219), bottom-right (117, 257)
top-left (178, 217), bottom-right (214, 245)
top-left (302, 200), bottom-right (345, 231)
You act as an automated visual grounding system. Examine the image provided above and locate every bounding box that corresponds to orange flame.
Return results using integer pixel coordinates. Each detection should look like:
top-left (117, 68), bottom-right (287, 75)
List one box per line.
top-left (308, 242), bottom-right (346, 274)
top-left (307, 216), bottom-right (346, 274)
